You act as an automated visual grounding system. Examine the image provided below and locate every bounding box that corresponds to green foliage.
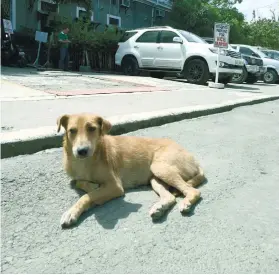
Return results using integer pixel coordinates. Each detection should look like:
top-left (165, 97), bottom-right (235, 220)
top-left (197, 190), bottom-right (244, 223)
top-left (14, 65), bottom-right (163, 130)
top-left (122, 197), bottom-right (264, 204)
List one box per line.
top-left (52, 18), bottom-right (121, 51)
top-left (169, 0), bottom-right (279, 49)
top-left (244, 18), bottom-right (279, 49)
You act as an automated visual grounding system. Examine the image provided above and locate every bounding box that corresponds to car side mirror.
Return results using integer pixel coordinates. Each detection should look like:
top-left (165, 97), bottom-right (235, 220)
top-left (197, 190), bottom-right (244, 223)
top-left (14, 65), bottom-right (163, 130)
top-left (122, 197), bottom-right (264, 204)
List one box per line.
top-left (173, 37), bottom-right (183, 44)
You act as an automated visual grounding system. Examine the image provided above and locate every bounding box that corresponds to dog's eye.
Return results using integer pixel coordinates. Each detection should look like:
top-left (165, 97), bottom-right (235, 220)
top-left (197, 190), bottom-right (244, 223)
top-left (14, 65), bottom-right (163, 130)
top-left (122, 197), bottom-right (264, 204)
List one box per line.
top-left (69, 128), bottom-right (77, 134)
top-left (88, 126), bottom-right (96, 132)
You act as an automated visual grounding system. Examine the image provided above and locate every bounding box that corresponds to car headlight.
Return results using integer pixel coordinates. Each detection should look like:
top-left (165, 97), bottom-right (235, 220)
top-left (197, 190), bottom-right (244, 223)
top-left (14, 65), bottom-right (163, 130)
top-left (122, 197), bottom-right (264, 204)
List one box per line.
top-left (209, 48), bottom-right (227, 55)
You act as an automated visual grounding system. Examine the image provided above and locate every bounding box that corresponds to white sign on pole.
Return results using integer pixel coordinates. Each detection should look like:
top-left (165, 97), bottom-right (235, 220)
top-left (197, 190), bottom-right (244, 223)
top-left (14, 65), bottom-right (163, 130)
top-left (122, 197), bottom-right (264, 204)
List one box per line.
top-left (212, 22), bottom-right (230, 87)
top-left (33, 31), bottom-right (48, 67)
top-left (3, 19), bottom-right (14, 34)
top-left (35, 31), bottom-right (48, 43)
top-left (214, 23), bottom-right (230, 49)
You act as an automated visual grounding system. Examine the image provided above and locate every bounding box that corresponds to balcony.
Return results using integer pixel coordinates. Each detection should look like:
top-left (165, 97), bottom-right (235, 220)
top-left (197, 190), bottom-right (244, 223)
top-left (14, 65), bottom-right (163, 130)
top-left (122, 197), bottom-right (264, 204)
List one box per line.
top-left (157, 0), bottom-right (173, 9)
top-left (134, 0), bottom-right (173, 10)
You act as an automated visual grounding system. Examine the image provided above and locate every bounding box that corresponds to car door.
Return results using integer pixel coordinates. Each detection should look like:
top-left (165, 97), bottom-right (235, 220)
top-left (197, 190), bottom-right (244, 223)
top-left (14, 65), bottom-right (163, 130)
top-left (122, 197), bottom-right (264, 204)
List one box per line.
top-left (154, 30), bottom-right (183, 69)
top-left (134, 31), bottom-right (160, 68)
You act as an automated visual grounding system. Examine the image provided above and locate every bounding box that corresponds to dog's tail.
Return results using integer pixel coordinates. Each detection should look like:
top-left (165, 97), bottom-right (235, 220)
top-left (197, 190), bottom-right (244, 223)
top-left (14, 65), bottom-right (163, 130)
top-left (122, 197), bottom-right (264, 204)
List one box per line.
top-left (170, 167), bottom-right (206, 197)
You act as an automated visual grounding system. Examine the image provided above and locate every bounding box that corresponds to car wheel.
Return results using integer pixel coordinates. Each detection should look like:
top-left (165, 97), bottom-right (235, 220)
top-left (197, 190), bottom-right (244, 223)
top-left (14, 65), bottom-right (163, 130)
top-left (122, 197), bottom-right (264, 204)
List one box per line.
top-left (184, 59), bottom-right (209, 85)
top-left (122, 56), bottom-right (140, 76)
top-left (263, 69), bottom-right (278, 84)
top-left (231, 68), bottom-right (248, 84)
top-left (245, 74), bottom-right (258, 84)
top-left (150, 72), bottom-right (165, 79)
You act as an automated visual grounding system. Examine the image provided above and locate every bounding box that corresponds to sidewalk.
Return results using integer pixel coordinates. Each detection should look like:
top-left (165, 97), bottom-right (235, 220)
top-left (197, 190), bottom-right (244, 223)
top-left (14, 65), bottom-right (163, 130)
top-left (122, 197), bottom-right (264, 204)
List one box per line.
top-left (0, 79), bottom-right (50, 99)
top-left (1, 68), bottom-right (279, 158)
top-left (1, 68), bottom-right (279, 131)
top-left (2, 81), bottom-right (277, 132)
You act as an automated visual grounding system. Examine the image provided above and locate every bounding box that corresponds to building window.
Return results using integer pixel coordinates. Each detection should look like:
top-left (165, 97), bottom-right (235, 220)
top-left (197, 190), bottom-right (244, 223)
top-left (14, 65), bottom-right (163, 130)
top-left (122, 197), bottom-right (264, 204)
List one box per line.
top-left (107, 14), bottom-right (121, 27)
top-left (76, 6), bottom-right (94, 21)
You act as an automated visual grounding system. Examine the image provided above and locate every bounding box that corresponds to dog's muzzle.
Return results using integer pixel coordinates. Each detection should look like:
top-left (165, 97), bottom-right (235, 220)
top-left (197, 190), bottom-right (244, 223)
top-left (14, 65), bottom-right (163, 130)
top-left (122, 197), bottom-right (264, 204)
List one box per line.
top-left (76, 146), bottom-right (90, 158)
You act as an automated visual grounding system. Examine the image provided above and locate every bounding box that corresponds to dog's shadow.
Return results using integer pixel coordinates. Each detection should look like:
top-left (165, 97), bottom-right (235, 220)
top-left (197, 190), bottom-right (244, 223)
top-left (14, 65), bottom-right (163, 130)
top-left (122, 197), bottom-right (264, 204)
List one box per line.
top-left (70, 181), bottom-right (142, 229)
top-left (69, 178), bottom-right (208, 229)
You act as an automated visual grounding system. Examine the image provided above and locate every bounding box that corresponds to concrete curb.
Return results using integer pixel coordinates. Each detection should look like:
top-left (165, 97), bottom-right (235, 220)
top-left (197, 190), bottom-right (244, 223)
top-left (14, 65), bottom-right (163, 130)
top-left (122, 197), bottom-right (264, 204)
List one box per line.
top-left (1, 95), bottom-right (279, 159)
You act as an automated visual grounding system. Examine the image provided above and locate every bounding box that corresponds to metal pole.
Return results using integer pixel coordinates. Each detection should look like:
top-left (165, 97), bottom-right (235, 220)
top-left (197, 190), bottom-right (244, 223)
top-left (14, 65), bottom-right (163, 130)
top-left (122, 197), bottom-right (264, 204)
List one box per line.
top-left (215, 47), bottom-right (220, 83)
top-left (33, 41), bottom-right (41, 67)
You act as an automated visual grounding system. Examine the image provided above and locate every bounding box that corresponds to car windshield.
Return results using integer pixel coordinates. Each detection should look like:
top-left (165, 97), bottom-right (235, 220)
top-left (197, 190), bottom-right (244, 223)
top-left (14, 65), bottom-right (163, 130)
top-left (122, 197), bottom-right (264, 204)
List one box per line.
top-left (178, 30), bottom-right (207, 44)
top-left (264, 50), bottom-right (279, 60)
top-left (274, 52), bottom-right (279, 60)
top-left (251, 47), bottom-right (268, 58)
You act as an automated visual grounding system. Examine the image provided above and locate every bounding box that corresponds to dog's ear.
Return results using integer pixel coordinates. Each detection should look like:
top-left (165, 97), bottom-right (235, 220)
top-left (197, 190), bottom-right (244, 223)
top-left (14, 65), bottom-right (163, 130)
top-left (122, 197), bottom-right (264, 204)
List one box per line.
top-left (97, 116), bottom-right (112, 135)
top-left (57, 115), bottom-right (69, 133)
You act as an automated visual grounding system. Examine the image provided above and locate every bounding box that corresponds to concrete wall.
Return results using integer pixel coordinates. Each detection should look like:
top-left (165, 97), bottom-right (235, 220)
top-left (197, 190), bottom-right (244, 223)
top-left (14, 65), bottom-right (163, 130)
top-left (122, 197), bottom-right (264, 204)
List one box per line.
top-left (15, 0), bottom-right (39, 31)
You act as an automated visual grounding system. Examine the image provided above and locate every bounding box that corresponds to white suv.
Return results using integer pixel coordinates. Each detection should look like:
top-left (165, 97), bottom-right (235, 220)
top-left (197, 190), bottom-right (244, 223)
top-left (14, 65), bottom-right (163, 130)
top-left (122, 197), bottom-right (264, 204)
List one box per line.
top-left (115, 26), bottom-right (244, 85)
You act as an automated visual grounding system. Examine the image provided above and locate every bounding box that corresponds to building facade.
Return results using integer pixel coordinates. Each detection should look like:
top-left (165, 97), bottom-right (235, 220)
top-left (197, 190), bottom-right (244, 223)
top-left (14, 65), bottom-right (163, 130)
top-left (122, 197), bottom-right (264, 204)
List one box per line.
top-left (7, 0), bottom-right (173, 33)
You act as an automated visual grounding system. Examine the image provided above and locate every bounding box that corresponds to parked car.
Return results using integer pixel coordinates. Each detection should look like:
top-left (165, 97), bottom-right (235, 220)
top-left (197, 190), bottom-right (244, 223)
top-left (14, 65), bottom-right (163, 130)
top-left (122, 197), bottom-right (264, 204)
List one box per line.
top-left (115, 26), bottom-right (244, 85)
top-left (202, 37), bottom-right (214, 44)
top-left (230, 44), bottom-right (267, 84)
top-left (261, 49), bottom-right (279, 61)
top-left (231, 44), bottom-right (279, 84)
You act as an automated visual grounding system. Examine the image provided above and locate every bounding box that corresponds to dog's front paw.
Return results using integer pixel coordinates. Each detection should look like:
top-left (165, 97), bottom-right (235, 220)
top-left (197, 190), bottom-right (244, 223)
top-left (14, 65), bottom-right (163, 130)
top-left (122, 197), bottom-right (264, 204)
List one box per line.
top-left (60, 209), bottom-right (78, 228)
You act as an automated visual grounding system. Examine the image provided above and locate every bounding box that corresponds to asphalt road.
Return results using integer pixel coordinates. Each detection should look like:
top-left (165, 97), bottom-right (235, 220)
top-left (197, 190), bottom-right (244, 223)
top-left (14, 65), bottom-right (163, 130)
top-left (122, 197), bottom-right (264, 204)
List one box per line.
top-left (1, 101), bottom-right (279, 273)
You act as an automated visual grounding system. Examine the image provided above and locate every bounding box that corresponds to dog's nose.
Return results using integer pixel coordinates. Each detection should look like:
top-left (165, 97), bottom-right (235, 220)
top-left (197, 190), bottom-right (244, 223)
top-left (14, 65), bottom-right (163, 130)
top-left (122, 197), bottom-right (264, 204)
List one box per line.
top-left (77, 147), bottom-right (89, 157)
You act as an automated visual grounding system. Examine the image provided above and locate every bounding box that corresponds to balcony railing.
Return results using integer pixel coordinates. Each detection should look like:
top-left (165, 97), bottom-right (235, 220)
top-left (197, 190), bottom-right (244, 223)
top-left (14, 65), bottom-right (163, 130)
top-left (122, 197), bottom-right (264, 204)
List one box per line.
top-left (157, 0), bottom-right (173, 9)
top-left (134, 0), bottom-right (173, 9)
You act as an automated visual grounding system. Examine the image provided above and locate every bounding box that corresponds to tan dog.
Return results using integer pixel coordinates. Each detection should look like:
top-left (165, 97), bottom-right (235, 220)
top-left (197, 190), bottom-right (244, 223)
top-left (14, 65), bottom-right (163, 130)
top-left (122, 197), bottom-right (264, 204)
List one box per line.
top-left (57, 113), bottom-right (205, 228)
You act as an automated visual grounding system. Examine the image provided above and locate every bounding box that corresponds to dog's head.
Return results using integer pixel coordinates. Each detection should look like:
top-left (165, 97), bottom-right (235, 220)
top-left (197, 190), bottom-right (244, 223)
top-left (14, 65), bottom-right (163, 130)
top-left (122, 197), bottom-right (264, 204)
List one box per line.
top-left (57, 114), bottom-right (112, 159)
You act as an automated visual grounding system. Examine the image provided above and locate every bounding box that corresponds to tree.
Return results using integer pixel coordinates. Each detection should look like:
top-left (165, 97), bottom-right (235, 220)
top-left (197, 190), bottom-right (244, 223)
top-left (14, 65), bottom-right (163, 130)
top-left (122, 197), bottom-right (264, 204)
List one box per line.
top-left (168, 0), bottom-right (279, 48)
top-left (169, 0), bottom-right (214, 35)
top-left (169, 0), bottom-right (245, 41)
top-left (245, 18), bottom-right (279, 49)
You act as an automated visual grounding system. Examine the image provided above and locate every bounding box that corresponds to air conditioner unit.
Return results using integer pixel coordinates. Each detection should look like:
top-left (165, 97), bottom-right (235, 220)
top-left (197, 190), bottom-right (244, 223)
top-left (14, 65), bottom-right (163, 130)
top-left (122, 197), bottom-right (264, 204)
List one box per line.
top-left (38, 0), bottom-right (57, 14)
top-left (156, 9), bottom-right (165, 18)
top-left (121, 0), bottom-right (130, 8)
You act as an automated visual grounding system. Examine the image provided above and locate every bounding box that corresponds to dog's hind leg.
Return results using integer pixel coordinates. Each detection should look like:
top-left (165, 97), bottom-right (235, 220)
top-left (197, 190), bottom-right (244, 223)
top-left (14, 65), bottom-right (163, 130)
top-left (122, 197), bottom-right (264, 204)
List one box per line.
top-left (149, 177), bottom-right (176, 219)
top-left (151, 163), bottom-right (201, 214)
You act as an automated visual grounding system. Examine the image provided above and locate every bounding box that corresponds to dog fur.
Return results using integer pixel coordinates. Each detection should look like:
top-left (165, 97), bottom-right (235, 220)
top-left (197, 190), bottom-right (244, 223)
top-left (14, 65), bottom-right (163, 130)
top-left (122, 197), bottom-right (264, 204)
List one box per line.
top-left (57, 113), bottom-right (205, 227)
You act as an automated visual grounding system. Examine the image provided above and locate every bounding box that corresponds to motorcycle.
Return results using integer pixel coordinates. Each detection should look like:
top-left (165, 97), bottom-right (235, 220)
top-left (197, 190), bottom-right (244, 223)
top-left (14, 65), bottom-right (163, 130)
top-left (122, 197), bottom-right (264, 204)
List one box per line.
top-left (1, 33), bottom-right (28, 67)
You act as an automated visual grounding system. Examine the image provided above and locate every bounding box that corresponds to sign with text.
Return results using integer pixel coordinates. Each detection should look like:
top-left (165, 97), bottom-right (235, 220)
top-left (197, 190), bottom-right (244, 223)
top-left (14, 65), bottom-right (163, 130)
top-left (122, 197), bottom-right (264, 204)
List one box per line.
top-left (3, 19), bottom-right (14, 34)
top-left (214, 23), bottom-right (230, 49)
top-left (35, 31), bottom-right (48, 43)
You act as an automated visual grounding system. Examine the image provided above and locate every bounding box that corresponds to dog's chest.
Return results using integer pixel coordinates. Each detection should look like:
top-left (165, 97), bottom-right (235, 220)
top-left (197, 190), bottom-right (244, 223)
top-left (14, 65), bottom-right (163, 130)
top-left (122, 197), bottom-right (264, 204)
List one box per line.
top-left (66, 159), bottom-right (105, 184)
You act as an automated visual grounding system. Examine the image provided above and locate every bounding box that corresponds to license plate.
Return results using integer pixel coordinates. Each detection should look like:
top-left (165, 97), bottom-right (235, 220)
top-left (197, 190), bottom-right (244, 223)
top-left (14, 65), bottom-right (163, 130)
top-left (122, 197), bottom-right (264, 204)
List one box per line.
top-left (235, 59), bottom-right (243, 66)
